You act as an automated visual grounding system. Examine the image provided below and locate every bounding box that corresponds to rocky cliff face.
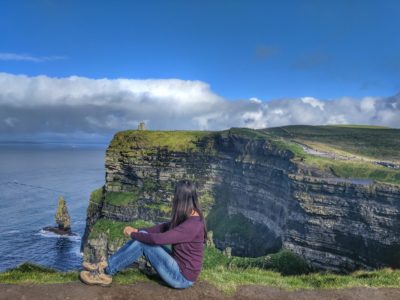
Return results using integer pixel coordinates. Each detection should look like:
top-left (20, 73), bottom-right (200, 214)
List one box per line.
top-left (286, 174), bottom-right (400, 271)
top-left (82, 128), bottom-right (400, 272)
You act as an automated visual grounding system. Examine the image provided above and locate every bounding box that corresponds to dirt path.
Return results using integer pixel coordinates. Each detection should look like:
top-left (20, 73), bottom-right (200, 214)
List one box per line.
top-left (1, 281), bottom-right (400, 300)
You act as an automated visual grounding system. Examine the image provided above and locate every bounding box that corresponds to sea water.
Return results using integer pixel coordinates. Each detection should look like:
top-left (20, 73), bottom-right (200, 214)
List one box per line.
top-left (0, 143), bottom-right (107, 272)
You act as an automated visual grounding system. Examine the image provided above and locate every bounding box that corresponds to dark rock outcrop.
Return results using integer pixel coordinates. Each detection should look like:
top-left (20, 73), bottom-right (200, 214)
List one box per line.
top-left (43, 196), bottom-right (76, 236)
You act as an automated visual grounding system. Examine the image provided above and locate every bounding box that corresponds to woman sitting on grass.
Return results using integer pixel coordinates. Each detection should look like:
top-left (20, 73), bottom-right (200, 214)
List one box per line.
top-left (80, 179), bottom-right (207, 289)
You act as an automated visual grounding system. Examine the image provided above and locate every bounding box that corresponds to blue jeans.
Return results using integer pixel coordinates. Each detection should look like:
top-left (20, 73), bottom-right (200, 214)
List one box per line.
top-left (104, 232), bottom-right (194, 289)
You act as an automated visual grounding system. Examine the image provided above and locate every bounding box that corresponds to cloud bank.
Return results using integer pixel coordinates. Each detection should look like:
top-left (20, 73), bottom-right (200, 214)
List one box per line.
top-left (0, 72), bottom-right (399, 142)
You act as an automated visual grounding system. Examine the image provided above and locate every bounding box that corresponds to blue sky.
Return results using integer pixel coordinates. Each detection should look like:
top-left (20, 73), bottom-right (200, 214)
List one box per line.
top-left (1, 0), bottom-right (400, 100)
top-left (0, 1), bottom-right (400, 142)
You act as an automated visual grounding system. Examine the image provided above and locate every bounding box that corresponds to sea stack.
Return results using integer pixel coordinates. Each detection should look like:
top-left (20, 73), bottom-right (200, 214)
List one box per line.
top-left (55, 196), bottom-right (71, 232)
top-left (43, 196), bottom-right (75, 236)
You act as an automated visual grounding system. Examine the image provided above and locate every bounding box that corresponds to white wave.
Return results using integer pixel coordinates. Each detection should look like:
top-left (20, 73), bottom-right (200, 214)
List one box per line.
top-left (4, 230), bottom-right (21, 234)
top-left (73, 220), bottom-right (85, 225)
top-left (37, 229), bottom-right (81, 242)
top-left (71, 245), bottom-right (84, 257)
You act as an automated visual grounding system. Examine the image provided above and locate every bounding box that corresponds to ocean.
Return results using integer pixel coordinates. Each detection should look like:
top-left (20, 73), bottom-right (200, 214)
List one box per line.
top-left (0, 143), bottom-right (107, 272)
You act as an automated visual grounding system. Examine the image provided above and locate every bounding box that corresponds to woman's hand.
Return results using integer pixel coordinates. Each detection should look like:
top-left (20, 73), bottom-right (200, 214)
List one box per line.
top-left (123, 226), bottom-right (138, 236)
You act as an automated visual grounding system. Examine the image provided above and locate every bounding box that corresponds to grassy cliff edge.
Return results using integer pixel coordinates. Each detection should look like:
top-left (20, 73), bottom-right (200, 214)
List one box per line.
top-left (2, 247), bottom-right (400, 294)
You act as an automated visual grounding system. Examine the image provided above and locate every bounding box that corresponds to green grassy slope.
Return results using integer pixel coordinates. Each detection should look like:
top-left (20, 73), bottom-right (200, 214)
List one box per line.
top-left (263, 125), bottom-right (400, 160)
top-left (88, 219), bottom-right (154, 240)
top-left (109, 126), bottom-right (400, 161)
top-left (109, 130), bottom-right (213, 152)
top-left (262, 125), bottom-right (400, 185)
top-left (108, 125), bottom-right (400, 186)
top-left (2, 247), bottom-right (400, 294)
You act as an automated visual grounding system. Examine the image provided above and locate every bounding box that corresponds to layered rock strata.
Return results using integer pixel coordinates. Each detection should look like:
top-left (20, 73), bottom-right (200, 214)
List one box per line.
top-left (82, 129), bottom-right (400, 272)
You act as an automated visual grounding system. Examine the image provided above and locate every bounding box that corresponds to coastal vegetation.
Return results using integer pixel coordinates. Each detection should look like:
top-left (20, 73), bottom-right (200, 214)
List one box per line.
top-left (90, 187), bottom-right (103, 204)
top-left (104, 191), bottom-right (140, 206)
top-left (84, 125), bottom-right (400, 278)
top-left (265, 125), bottom-right (400, 160)
top-left (88, 219), bottom-right (154, 241)
top-left (304, 156), bottom-right (400, 185)
top-left (0, 262), bottom-right (146, 285)
top-left (264, 125), bottom-right (400, 185)
top-left (2, 245), bottom-right (400, 295)
top-left (107, 126), bottom-right (400, 186)
top-left (6, 126), bottom-right (399, 293)
top-left (273, 138), bottom-right (400, 185)
top-left (206, 206), bottom-right (259, 243)
top-left (108, 130), bottom-right (212, 153)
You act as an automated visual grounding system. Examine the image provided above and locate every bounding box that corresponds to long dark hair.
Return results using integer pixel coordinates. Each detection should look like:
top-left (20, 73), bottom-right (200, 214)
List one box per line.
top-left (170, 180), bottom-right (207, 240)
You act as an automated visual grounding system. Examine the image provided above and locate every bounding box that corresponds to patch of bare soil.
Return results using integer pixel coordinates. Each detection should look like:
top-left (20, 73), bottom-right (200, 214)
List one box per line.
top-left (1, 282), bottom-right (400, 300)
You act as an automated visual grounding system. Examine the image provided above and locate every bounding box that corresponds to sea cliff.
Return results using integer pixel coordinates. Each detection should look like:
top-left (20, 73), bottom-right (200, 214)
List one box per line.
top-left (82, 126), bottom-right (400, 272)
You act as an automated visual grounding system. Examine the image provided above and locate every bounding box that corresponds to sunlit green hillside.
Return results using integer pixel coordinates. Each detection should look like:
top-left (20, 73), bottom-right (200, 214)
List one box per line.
top-left (263, 125), bottom-right (400, 161)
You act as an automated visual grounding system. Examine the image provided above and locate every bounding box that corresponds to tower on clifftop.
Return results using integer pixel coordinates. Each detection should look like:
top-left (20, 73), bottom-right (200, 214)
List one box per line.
top-left (138, 121), bottom-right (146, 131)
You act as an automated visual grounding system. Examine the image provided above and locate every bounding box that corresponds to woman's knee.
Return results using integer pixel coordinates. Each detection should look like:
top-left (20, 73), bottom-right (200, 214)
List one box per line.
top-left (139, 242), bottom-right (155, 251)
top-left (131, 240), bottom-right (153, 251)
top-left (124, 239), bottom-right (146, 250)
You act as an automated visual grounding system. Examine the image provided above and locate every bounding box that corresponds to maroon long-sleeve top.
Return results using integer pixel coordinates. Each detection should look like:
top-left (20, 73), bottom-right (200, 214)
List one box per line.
top-left (130, 216), bottom-right (205, 281)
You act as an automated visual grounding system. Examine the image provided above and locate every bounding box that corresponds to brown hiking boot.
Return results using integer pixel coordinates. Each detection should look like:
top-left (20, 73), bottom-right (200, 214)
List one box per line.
top-left (82, 260), bottom-right (108, 272)
top-left (79, 270), bottom-right (112, 287)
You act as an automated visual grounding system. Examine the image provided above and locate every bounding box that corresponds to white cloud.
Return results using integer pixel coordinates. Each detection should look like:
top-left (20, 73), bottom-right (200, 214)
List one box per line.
top-left (0, 53), bottom-right (66, 62)
top-left (242, 110), bottom-right (267, 128)
top-left (301, 97), bottom-right (325, 111)
top-left (360, 97), bottom-right (377, 113)
top-left (0, 72), bottom-right (399, 141)
top-left (249, 97), bottom-right (262, 104)
top-left (326, 114), bottom-right (347, 124)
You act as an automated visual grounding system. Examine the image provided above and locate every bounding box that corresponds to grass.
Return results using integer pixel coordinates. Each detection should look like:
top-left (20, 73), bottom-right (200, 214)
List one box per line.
top-left (107, 126), bottom-right (400, 185)
top-left (112, 268), bottom-right (149, 284)
top-left (269, 136), bottom-right (400, 185)
top-left (220, 127), bottom-right (271, 140)
top-left (104, 191), bottom-right (140, 206)
top-left (0, 263), bottom-right (149, 285)
top-left (88, 219), bottom-right (154, 240)
top-left (86, 186), bottom-right (104, 213)
top-left (2, 248), bottom-right (400, 295)
top-left (264, 125), bottom-right (400, 161)
top-left (90, 187), bottom-right (104, 204)
top-left (206, 206), bottom-right (264, 250)
top-left (109, 130), bottom-right (213, 152)
top-left (109, 125), bottom-right (400, 161)
top-left (143, 202), bottom-right (171, 214)
top-left (197, 191), bottom-right (215, 215)
top-left (202, 247), bottom-right (310, 275)
top-left (200, 266), bottom-right (400, 294)
top-left (271, 138), bottom-right (305, 157)
top-left (108, 128), bottom-right (275, 155)
top-left (200, 246), bottom-right (400, 294)
top-left (229, 250), bottom-right (311, 276)
top-left (303, 155), bottom-right (400, 185)
top-left (0, 263), bottom-right (77, 284)
top-left (328, 124), bottom-right (390, 129)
